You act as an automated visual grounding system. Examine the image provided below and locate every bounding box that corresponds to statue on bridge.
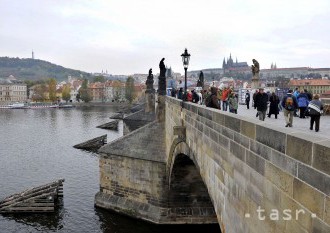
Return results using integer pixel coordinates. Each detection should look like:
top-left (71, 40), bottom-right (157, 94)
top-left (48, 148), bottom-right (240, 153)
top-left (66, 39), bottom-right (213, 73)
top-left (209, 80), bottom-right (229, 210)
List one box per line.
top-left (159, 58), bottom-right (166, 77)
top-left (251, 59), bottom-right (260, 88)
top-left (145, 68), bottom-right (155, 94)
top-left (197, 71), bottom-right (204, 88)
top-left (158, 58), bottom-right (166, 96)
top-left (251, 59), bottom-right (260, 76)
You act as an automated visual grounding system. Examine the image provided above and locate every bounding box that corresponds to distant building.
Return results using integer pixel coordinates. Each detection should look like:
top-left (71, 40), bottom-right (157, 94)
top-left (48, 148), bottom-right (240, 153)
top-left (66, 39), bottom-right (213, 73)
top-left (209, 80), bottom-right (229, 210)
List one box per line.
top-left (222, 54), bottom-right (250, 73)
top-left (0, 77), bottom-right (27, 103)
top-left (288, 79), bottom-right (330, 95)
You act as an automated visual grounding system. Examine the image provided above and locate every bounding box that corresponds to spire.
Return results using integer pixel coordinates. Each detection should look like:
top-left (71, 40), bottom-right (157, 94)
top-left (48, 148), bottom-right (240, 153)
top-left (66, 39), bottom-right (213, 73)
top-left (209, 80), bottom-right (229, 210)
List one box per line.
top-left (236, 57), bottom-right (238, 63)
top-left (32, 50), bottom-right (34, 59)
top-left (271, 63), bottom-right (273, 69)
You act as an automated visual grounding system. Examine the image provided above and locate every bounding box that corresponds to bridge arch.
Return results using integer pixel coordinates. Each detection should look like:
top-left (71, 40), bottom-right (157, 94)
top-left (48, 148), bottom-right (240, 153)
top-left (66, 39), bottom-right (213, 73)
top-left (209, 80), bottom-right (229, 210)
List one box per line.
top-left (167, 138), bottom-right (220, 228)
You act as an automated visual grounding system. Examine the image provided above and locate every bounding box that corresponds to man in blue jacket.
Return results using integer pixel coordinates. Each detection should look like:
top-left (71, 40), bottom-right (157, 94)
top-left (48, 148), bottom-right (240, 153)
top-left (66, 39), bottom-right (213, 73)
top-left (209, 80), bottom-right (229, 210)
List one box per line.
top-left (281, 90), bottom-right (299, 127)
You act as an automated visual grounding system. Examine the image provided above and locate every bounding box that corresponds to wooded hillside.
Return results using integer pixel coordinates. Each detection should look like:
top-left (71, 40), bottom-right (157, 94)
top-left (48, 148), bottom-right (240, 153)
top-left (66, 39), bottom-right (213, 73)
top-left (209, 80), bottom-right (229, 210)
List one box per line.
top-left (0, 57), bottom-right (92, 81)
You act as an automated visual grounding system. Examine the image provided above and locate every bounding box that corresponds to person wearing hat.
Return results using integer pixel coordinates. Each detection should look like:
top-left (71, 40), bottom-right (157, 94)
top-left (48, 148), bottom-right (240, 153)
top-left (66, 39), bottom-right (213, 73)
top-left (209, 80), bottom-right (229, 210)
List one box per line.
top-left (254, 87), bottom-right (269, 121)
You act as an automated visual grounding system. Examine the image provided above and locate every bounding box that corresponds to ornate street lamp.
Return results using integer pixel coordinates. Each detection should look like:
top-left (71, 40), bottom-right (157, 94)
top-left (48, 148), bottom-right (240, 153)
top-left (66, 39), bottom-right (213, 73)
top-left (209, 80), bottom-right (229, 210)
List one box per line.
top-left (181, 48), bottom-right (190, 100)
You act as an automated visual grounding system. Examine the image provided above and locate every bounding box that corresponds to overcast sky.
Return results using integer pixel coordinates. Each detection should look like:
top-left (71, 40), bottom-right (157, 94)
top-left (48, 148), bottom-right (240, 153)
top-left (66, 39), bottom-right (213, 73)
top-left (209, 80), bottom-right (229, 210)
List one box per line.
top-left (1, 0), bottom-right (330, 75)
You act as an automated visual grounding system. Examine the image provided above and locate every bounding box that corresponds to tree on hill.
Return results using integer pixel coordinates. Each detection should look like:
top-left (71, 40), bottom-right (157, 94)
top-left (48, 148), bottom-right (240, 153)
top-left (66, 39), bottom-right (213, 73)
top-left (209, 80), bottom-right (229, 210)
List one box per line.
top-left (32, 84), bottom-right (47, 102)
top-left (79, 79), bottom-right (92, 102)
top-left (48, 78), bottom-right (57, 102)
top-left (112, 80), bottom-right (123, 102)
top-left (62, 84), bottom-right (71, 103)
top-left (93, 75), bottom-right (106, 83)
top-left (125, 76), bottom-right (135, 104)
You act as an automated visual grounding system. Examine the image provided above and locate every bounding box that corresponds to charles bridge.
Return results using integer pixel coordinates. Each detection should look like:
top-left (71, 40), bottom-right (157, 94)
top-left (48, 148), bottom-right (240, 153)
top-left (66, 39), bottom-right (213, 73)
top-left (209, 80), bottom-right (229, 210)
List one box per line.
top-left (94, 94), bottom-right (330, 233)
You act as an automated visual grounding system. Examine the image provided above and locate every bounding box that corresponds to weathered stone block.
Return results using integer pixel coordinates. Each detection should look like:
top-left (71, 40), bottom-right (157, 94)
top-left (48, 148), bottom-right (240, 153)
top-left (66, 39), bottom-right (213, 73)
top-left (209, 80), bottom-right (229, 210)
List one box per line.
top-left (230, 141), bottom-right (245, 162)
top-left (222, 126), bottom-right (234, 140)
top-left (256, 125), bottom-right (286, 153)
top-left (250, 140), bottom-right (271, 160)
top-left (325, 196), bottom-right (330, 226)
top-left (218, 134), bottom-right (230, 149)
top-left (263, 179), bottom-right (281, 205)
top-left (198, 107), bottom-right (212, 120)
top-left (298, 163), bottom-right (330, 195)
top-left (224, 115), bottom-right (241, 132)
top-left (286, 134), bottom-right (313, 165)
top-left (246, 150), bottom-right (265, 175)
top-left (312, 216), bottom-right (330, 233)
top-left (265, 162), bottom-right (293, 195)
top-left (270, 150), bottom-right (297, 177)
top-left (234, 132), bottom-right (249, 149)
top-left (213, 111), bottom-right (225, 126)
top-left (280, 192), bottom-right (312, 232)
top-left (241, 120), bottom-right (256, 140)
top-left (293, 178), bottom-right (325, 218)
top-left (313, 140), bottom-right (330, 176)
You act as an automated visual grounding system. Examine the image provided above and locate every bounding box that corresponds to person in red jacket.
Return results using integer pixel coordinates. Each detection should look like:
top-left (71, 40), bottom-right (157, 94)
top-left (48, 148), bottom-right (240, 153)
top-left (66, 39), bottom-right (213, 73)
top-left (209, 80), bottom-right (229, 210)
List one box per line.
top-left (221, 87), bottom-right (230, 111)
top-left (186, 90), bottom-right (193, 102)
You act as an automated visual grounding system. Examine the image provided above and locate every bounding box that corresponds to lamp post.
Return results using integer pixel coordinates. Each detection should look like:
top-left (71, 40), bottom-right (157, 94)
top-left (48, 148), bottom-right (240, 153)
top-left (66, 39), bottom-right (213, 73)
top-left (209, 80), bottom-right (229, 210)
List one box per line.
top-left (181, 48), bottom-right (190, 101)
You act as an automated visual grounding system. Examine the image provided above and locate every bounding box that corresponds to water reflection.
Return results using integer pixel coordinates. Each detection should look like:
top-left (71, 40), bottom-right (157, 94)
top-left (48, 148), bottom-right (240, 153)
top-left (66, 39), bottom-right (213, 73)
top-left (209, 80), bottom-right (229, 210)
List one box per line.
top-left (2, 206), bottom-right (65, 231)
top-left (95, 207), bottom-right (221, 233)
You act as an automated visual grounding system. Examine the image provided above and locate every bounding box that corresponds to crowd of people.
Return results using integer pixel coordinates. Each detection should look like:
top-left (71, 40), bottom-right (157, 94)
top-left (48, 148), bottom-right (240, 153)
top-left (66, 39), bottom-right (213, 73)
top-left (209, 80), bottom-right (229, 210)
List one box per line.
top-left (170, 86), bottom-right (324, 132)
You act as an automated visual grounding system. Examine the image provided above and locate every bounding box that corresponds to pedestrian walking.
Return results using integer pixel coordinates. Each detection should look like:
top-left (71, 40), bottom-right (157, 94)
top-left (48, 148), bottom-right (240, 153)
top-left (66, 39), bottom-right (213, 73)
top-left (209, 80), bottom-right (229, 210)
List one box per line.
top-left (254, 88), bottom-right (269, 121)
top-left (245, 90), bottom-right (250, 109)
top-left (268, 92), bottom-right (280, 119)
top-left (308, 94), bottom-right (324, 132)
top-left (281, 90), bottom-right (299, 127)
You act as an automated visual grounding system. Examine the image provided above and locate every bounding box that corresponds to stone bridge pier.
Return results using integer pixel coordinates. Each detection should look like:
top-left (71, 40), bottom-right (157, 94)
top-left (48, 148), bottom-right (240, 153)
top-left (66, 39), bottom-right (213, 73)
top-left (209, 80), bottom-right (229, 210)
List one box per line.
top-left (95, 96), bottom-right (330, 233)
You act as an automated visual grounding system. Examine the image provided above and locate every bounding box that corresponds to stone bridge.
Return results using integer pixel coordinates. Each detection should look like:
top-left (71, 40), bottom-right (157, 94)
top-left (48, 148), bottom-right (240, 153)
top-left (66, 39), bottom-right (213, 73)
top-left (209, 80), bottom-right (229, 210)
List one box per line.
top-left (95, 96), bottom-right (330, 233)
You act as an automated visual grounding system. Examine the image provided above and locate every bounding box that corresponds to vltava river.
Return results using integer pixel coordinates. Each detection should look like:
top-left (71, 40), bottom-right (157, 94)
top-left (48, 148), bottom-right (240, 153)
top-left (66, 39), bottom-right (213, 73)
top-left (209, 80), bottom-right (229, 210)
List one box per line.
top-left (0, 106), bottom-right (220, 233)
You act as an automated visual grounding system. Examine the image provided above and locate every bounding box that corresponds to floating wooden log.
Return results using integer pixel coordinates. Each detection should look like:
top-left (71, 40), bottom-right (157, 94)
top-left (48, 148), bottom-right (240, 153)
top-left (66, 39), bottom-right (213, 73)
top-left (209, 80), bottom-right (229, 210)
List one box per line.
top-left (96, 120), bottom-right (119, 130)
top-left (0, 179), bottom-right (64, 214)
top-left (73, 134), bottom-right (107, 151)
top-left (109, 113), bottom-right (124, 119)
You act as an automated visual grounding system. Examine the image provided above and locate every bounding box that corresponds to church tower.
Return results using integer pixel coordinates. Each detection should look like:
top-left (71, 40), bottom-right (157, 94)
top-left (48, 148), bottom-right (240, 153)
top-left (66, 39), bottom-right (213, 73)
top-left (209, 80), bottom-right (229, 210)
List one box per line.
top-left (32, 50), bottom-right (34, 59)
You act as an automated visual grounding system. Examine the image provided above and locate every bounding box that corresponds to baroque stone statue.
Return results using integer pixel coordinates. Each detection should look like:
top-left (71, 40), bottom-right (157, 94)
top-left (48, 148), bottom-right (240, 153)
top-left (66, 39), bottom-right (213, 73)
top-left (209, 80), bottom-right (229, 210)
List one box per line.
top-left (251, 59), bottom-right (260, 76)
top-left (197, 71), bottom-right (204, 88)
top-left (158, 58), bottom-right (166, 95)
top-left (145, 68), bottom-right (155, 94)
top-left (159, 58), bottom-right (166, 77)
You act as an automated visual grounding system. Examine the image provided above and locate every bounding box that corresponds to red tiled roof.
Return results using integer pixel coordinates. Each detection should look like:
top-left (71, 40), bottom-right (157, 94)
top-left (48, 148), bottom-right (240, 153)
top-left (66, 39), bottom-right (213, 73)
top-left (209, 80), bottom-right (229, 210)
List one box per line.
top-left (289, 79), bottom-right (330, 86)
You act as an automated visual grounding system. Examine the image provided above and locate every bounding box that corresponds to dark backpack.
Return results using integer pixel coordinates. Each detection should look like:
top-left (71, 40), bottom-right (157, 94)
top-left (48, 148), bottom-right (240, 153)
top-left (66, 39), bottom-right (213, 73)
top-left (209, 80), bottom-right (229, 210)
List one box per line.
top-left (285, 96), bottom-right (294, 110)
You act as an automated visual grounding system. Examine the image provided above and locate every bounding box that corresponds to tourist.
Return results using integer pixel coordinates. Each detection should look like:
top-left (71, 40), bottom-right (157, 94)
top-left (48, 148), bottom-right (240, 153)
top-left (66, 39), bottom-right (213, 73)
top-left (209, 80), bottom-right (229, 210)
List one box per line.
top-left (308, 94), bottom-right (324, 132)
top-left (221, 87), bottom-right (230, 111)
top-left (268, 92), bottom-right (280, 119)
top-left (186, 90), bottom-right (193, 102)
top-left (245, 90), bottom-right (250, 109)
top-left (197, 90), bottom-right (203, 105)
top-left (293, 87), bottom-right (300, 117)
top-left (281, 90), bottom-right (298, 127)
top-left (254, 88), bottom-right (269, 121)
top-left (297, 90), bottom-right (309, 118)
top-left (177, 87), bottom-right (184, 100)
top-left (206, 87), bottom-right (220, 109)
top-left (228, 92), bottom-right (238, 114)
top-left (191, 89), bottom-right (200, 104)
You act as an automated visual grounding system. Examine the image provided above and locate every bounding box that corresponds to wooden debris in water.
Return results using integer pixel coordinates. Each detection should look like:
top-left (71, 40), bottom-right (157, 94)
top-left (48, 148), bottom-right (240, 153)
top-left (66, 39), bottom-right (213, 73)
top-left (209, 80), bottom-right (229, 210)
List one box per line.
top-left (0, 179), bottom-right (64, 214)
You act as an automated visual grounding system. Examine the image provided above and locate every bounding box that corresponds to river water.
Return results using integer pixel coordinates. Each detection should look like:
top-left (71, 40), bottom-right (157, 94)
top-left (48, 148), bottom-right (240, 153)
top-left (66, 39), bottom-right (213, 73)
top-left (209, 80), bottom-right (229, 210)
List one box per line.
top-left (0, 106), bottom-right (220, 233)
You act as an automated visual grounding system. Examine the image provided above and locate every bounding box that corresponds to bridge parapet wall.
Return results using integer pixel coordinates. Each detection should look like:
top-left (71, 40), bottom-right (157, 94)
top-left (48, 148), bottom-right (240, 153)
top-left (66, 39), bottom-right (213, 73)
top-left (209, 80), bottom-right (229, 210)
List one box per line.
top-left (165, 96), bottom-right (330, 233)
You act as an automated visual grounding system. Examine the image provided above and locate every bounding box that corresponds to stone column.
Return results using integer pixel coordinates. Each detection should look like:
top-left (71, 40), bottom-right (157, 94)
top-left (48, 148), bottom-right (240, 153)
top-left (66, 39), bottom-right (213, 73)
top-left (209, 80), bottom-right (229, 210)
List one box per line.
top-left (251, 73), bottom-right (260, 89)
